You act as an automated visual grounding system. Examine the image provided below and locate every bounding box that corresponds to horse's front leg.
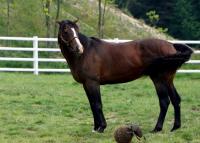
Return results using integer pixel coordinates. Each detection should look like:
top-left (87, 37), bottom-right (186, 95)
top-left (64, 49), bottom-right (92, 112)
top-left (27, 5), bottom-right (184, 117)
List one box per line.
top-left (83, 80), bottom-right (107, 133)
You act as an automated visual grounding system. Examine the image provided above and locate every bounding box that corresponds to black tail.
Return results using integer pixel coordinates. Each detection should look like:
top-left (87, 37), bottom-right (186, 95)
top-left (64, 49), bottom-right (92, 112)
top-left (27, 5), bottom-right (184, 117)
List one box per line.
top-left (145, 44), bottom-right (193, 75)
top-left (173, 43), bottom-right (193, 61)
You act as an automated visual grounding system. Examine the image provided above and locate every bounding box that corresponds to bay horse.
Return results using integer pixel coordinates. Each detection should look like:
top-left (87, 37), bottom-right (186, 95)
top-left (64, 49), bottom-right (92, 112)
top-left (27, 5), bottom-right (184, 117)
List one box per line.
top-left (57, 19), bottom-right (193, 133)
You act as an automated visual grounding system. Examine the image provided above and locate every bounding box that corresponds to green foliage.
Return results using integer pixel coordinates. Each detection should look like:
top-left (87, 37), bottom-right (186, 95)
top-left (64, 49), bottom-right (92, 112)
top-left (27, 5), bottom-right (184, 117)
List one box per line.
top-left (145, 10), bottom-right (168, 34)
top-left (146, 10), bottom-right (159, 27)
top-left (0, 0), bottom-right (168, 39)
top-left (0, 0), bottom-right (172, 69)
top-left (42, 0), bottom-right (52, 14)
top-left (106, 0), bottom-right (115, 5)
top-left (115, 0), bottom-right (200, 40)
top-left (156, 27), bottom-right (168, 34)
top-left (170, 0), bottom-right (200, 40)
top-left (0, 0), bottom-right (171, 69)
top-left (0, 73), bottom-right (200, 142)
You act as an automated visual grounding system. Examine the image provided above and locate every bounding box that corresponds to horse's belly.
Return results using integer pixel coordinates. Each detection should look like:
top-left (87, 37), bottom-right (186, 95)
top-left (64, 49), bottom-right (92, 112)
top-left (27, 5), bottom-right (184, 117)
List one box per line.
top-left (100, 68), bottom-right (144, 85)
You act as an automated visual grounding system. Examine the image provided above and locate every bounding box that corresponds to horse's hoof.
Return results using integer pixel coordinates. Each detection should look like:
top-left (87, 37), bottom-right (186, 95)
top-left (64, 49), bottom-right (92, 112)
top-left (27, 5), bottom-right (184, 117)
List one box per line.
top-left (171, 124), bottom-right (181, 132)
top-left (150, 127), bottom-right (162, 133)
top-left (92, 128), bottom-right (104, 133)
top-left (93, 126), bottom-right (106, 133)
top-left (96, 127), bottom-right (105, 133)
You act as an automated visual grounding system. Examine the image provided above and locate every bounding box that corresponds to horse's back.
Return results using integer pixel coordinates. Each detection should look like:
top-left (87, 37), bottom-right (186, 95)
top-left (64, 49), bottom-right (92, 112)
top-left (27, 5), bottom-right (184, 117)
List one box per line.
top-left (82, 38), bottom-right (189, 84)
top-left (94, 40), bottom-right (146, 84)
top-left (138, 38), bottom-right (176, 55)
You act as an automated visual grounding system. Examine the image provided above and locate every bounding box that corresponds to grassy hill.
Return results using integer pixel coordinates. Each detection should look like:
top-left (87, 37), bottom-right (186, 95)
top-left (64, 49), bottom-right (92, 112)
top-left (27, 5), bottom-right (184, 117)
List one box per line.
top-left (0, 0), bottom-right (170, 39)
top-left (8, 0), bottom-right (200, 71)
top-left (1, 0), bottom-right (200, 71)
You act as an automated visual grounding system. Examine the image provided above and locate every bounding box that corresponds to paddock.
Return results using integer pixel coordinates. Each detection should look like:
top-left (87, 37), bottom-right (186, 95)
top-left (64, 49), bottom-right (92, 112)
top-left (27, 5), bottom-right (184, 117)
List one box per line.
top-left (0, 73), bottom-right (199, 142)
top-left (0, 37), bottom-right (200, 142)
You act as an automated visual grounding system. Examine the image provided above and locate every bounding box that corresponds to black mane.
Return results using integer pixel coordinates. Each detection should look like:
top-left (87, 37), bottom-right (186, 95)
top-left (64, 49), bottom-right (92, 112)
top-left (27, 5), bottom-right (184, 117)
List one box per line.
top-left (90, 37), bottom-right (102, 42)
top-left (78, 33), bottom-right (102, 49)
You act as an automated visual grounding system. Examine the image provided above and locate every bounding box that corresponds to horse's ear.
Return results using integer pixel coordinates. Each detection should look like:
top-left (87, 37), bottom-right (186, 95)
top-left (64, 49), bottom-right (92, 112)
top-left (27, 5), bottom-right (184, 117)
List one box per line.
top-left (73, 17), bottom-right (79, 24)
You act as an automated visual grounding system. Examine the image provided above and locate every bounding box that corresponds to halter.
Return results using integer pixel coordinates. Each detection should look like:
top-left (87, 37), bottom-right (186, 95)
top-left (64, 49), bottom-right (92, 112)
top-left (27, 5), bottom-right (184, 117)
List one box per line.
top-left (60, 27), bottom-right (84, 54)
top-left (60, 35), bottom-right (78, 47)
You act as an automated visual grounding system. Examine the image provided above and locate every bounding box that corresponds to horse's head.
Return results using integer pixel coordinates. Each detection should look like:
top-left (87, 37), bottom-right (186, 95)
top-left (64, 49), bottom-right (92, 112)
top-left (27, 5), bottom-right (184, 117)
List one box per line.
top-left (57, 19), bottom-right (84, 54)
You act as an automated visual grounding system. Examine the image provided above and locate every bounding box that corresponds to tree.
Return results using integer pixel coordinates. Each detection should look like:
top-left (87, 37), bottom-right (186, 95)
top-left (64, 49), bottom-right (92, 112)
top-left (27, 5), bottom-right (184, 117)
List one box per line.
top-left (98, 0), bottom-right (103, 38)
top-left (170, 0), bottom-right (199, 39)
top-left (42, 0), bottom-right (52, 48)
top-left (114, 0), bottom-right (200, 39)
top-left (98, 0), bottom-right (112, 38)
top-left (146, 10), bottom-right (159, 27)
top-left (6, 0), bottom-right (13, 36)
top-left (42, 0), bottom-right (51, 39)
top-left (53, 0), bottom-right (61, 38)
top-left (115, 0), bottom-right (132, 9)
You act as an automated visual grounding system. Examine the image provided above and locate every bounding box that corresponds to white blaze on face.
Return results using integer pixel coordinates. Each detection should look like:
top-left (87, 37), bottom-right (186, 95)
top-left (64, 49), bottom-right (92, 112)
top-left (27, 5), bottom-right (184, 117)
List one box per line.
top-left (71, 28), bottom-right (84, 54)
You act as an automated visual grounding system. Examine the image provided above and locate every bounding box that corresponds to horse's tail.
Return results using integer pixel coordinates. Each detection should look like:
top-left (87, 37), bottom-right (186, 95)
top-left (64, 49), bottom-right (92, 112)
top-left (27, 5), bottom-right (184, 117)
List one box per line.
top-left (173, 43), bottom-right (193, 61)
top-left (145, 44), bottom-right (193, 75)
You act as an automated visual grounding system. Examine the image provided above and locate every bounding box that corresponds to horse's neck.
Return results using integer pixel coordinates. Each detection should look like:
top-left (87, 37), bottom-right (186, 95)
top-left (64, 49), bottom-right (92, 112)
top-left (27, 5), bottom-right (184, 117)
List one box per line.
top-left (78, 33), bottom-right (90, 48)
top-left (59, 44), bottom-right (78, 69)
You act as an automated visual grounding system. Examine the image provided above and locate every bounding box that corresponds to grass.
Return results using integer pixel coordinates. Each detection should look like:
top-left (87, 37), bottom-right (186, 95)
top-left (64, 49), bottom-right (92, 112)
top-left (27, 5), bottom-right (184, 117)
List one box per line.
top-left (0, 73), bottom-right (200, 143)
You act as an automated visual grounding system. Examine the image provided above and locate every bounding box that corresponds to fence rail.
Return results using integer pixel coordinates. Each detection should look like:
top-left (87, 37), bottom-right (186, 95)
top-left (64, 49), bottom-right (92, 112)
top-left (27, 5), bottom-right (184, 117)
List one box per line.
top-left (0, 36), bottom-right (200, 75)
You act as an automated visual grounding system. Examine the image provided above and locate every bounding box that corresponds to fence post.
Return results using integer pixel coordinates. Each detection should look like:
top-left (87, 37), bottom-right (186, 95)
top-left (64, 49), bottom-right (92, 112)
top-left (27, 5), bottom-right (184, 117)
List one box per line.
top-left (33, 36), bottom-right (39, 75)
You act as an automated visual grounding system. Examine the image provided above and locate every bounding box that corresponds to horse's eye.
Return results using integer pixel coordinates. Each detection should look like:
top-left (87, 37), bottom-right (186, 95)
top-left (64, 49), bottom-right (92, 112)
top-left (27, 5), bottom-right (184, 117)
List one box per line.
top-left (64, 27), bottom-right (68, 33)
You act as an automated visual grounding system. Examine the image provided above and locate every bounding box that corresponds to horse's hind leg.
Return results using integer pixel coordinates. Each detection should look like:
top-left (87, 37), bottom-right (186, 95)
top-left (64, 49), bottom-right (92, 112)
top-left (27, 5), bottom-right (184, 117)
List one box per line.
top-left (150, 74), bottom-right (170, 132)
top-left (168, 83), bottom-right (181, 131)
top-left (151, 71), bottom-right (181, 132)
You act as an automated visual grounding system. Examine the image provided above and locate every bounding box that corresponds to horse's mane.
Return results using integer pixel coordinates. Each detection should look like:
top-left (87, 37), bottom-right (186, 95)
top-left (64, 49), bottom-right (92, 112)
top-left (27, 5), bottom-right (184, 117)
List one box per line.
top-left (78, 33), bottom-right (103, 49)
top-left (90, 37), bottom-right (102, 42)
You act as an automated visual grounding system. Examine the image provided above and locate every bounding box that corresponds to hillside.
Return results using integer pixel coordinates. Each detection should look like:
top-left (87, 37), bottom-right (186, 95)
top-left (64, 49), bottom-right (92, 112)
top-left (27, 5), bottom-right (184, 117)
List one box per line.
top-left (0, 0), bottom-right (170, 40)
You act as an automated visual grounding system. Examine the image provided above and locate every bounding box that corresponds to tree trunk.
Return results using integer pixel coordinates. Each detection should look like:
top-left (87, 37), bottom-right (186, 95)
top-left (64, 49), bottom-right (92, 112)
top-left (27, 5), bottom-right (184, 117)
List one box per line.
top-left (54, 0), bottom-right (61, 38)
top-left (42, 0), bottom-right (51, 47)
top-left (98, 0), bottom-right (102, 38)
top-left (98, 0), bottom-right (107, 38)
top-left (45, 0), bottom-right (51, 39)
top-left (102, 0), bottom-right (107, 38)
top-left (7, 0), bottom-right (11, 36)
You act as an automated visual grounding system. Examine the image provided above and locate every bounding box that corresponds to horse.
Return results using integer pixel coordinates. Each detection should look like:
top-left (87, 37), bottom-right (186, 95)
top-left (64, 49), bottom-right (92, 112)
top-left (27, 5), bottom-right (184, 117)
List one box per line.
top-left (57, 19), bottom-right (193, 133)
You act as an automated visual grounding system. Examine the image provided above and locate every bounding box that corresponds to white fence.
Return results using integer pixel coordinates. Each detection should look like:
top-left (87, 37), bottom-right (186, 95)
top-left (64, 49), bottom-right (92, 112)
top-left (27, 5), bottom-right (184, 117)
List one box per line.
top-left (0, 36), bottom-right (200, 75)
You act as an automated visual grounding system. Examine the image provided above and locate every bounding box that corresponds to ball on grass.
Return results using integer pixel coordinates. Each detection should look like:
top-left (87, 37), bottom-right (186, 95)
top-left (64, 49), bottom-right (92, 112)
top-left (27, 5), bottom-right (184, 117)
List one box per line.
top-left (114, 124), bottom-right (143, 143)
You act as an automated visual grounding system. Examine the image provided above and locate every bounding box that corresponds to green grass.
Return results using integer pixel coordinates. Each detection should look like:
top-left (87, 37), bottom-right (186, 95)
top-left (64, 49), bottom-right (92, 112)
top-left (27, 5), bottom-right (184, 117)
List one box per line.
top-left (0, 73), bottom-right (200, 143)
